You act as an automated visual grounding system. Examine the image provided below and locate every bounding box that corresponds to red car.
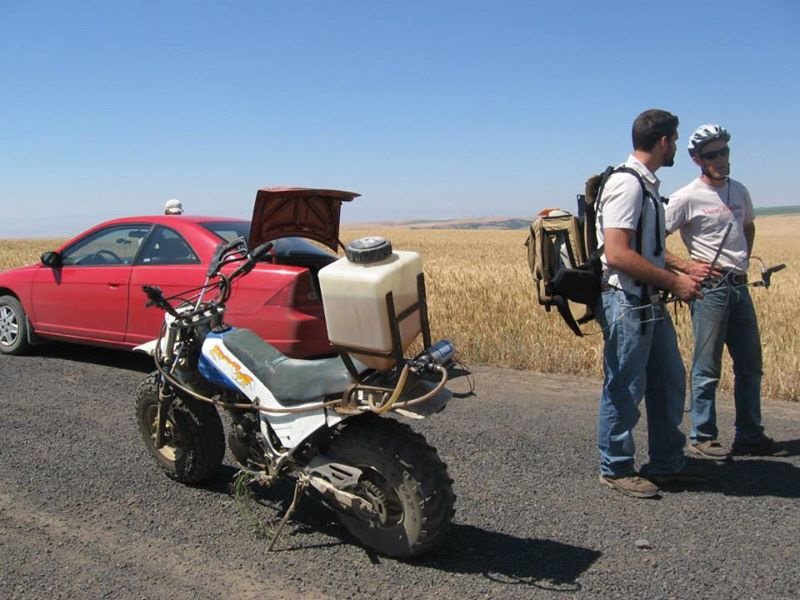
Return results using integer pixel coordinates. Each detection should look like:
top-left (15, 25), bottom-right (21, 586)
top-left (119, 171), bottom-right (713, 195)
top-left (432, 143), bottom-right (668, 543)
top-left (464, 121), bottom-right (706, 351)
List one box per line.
top-left (0, 188), bottom-right (359, 358)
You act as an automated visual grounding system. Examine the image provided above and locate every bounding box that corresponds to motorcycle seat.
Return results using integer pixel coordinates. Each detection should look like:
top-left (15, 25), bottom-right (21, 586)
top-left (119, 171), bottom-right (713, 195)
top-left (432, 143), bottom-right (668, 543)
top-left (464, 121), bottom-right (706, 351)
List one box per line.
top-left (219, 328), bottom-right (365, 404)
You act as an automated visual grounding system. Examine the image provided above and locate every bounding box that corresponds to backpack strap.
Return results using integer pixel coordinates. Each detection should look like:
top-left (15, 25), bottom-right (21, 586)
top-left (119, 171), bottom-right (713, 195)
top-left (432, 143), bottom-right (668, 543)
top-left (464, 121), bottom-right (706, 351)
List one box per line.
top-left (597, 166), bottom-right (665, 335)
top-left (552, 296), bottom-right (584, 337)
top-left (610, 166), bottom-right (663, 257)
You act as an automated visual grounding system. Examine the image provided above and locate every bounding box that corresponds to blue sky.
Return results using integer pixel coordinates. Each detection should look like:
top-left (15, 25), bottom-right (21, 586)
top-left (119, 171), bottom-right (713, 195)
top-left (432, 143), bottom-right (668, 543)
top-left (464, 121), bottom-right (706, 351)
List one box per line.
top-left (1, 1), bottom-right (798, 237)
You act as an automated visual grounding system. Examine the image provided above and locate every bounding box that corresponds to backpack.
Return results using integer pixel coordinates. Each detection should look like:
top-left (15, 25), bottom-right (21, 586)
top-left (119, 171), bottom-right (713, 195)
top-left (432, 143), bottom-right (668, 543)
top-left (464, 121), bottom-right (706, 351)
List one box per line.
top-left (525, 166), bottom-right (658, 336)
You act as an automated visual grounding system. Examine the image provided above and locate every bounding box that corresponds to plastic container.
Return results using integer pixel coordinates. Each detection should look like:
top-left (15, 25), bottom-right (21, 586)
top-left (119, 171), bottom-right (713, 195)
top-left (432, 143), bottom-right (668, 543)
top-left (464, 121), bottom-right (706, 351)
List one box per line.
top-left (319, 238), bottom-right (423, 370)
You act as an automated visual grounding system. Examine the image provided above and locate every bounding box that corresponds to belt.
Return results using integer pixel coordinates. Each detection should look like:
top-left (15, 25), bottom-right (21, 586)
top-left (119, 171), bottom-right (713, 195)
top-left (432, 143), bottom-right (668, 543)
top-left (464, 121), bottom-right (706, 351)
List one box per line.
top-left (716, 270), bottom-right (747, 286)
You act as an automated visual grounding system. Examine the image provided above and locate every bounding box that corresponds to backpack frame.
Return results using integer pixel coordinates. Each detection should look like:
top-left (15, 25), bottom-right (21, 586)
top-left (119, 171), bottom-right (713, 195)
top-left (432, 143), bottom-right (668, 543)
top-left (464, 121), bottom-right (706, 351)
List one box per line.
top-left (526, 165), bottom-right (660, 336)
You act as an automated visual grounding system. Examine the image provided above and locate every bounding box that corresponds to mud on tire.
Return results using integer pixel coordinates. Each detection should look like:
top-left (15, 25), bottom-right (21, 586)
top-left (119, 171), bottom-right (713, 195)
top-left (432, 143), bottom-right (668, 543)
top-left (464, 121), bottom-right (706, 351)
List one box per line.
top-left (135, 372), bottom-right (225, 485)
top-left (325, 415), bottom-right (456, 558)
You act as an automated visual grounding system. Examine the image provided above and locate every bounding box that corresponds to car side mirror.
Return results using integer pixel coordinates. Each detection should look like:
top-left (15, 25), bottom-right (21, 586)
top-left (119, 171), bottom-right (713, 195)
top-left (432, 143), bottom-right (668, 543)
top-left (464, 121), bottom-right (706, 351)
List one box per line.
top-left (40, 251), bottom-right (63, 268)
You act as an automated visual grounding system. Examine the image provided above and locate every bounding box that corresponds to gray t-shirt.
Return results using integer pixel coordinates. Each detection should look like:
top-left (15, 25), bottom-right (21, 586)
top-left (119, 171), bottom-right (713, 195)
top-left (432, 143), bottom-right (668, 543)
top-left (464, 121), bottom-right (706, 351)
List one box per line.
top-left (665, 177), bottom-right (754, 275)
top-left (596, 155), bottom-right (665, 294)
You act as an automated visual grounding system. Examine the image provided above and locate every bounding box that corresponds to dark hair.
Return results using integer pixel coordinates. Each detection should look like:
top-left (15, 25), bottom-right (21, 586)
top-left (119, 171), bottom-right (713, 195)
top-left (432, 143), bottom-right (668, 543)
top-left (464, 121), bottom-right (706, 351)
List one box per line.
top-left (631, 109), bottom-right (679, 151)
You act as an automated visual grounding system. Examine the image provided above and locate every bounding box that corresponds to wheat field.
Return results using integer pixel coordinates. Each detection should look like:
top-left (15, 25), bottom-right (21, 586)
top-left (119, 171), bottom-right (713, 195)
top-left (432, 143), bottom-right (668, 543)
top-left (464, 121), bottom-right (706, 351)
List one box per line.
top-left (1, 215), bottom-right (797, 401)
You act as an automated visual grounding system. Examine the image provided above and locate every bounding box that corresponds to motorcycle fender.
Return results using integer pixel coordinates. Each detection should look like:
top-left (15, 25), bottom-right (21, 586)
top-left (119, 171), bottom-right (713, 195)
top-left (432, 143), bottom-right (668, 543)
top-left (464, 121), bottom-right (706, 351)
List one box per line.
top-left (396, 388), bottom-right (451, 419)
top-left (133, 339), bottom-right (158, 356)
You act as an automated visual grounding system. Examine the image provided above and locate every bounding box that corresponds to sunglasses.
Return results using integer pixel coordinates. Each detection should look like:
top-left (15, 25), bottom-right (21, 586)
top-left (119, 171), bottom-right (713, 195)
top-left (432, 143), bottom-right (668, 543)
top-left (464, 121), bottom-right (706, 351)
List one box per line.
top-left (700, 147), bottom-right (730, 160)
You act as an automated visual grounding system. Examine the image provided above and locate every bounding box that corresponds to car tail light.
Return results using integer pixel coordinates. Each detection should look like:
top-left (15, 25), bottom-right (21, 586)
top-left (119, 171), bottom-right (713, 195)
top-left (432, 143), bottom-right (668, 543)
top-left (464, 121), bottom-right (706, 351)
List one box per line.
top-left (264, 271), bottom-right (320, 308)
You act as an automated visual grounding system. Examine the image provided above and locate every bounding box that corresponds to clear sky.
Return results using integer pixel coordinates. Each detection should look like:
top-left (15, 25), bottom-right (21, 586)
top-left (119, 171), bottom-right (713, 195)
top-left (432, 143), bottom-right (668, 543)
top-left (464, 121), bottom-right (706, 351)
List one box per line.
top-left (2, 0), bottom-right (798, 237)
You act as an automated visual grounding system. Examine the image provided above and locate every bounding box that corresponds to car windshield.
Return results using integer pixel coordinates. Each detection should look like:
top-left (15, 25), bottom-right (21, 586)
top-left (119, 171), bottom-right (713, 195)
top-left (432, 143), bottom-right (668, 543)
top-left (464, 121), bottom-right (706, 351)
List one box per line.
top-left (200, 221), bottom-right (333, 259)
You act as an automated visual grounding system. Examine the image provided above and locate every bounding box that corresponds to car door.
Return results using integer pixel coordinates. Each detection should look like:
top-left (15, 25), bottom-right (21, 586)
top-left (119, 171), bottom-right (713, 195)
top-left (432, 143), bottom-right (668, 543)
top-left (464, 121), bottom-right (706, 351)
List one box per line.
top-left (31, 224), bottom-right (151, 343)
top-left (126, 225), bottom-right (205, 345)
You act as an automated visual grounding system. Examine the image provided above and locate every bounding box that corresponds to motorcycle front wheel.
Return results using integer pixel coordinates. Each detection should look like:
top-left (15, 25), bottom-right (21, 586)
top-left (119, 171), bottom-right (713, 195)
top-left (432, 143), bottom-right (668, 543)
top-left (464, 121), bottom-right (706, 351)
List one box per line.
top-left (325, 415), bottom-right (456, 558)
top-left (135, 372), bottom-right (225, 485)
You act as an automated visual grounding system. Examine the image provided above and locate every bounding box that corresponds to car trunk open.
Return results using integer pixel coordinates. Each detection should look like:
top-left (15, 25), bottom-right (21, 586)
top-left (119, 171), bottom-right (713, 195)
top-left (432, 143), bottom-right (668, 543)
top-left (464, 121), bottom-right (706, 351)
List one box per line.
top-left (249, 187), bottom-right (360, 253)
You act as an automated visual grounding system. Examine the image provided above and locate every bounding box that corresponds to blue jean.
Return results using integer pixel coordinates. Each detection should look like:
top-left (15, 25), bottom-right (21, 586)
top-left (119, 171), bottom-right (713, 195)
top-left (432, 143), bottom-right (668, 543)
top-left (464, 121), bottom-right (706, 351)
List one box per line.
top-left (690, 282), bottom-right (764, 444)
top-left (596, 289), bottom-right (686, 477)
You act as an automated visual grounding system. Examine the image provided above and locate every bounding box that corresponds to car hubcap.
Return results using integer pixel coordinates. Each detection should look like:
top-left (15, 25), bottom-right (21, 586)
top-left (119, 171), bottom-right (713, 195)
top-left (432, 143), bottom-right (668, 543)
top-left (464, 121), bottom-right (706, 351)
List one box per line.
top-left (0, 305), bottom-right (20, 347)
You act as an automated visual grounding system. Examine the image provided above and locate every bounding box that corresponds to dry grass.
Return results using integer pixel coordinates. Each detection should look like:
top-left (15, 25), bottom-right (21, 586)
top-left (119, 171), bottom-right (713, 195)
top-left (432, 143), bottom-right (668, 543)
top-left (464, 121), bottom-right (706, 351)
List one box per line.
top-left (1, 216), bottom-right (797, 401)
top-left (0, 239), bottom-right (66, 271)
top-left (341, 214), bottom-right (800, 403)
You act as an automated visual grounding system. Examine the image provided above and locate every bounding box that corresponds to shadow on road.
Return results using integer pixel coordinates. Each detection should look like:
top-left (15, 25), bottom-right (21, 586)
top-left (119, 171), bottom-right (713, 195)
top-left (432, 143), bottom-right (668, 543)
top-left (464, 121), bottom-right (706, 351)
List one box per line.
top-left (197, 466), bottom-right (600, 591)
top-left (654, 454), bottom-right (800, 498)
top-left (706, 453), bottom-right (800, 498)
top-left (414, 524), bottom-right (602, 591)
top-left (32, 342), bottom-right (153, 373)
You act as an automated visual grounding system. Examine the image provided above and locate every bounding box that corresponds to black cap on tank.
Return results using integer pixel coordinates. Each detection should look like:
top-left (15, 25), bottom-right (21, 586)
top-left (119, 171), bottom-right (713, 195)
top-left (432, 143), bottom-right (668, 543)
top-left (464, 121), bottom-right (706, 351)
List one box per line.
top-left (345, 237), bottom-right (393, 263)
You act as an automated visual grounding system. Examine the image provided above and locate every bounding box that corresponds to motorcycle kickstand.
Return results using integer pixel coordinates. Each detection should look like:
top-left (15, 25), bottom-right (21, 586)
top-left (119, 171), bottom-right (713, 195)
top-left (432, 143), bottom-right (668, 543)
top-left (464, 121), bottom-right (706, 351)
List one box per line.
top-left (268, 477), bottom-right (309, 552)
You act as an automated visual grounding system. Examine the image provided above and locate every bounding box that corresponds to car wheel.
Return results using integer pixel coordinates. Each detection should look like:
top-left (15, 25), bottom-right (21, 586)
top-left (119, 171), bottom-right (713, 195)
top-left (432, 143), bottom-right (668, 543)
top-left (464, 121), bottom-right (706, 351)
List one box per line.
top-left (0, 295), bottom-right (32, 356)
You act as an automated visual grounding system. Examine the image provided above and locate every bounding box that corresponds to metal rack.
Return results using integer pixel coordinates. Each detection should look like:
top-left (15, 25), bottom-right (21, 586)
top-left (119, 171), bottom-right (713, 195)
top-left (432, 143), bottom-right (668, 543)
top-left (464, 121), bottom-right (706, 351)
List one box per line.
top-left (337, 273), bottom-right (431, 381)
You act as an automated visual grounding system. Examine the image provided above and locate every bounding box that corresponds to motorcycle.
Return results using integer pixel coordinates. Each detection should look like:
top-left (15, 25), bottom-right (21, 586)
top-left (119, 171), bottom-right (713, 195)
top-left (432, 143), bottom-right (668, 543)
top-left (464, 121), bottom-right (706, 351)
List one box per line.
top-left (134, 236), bottom-right (471, 558)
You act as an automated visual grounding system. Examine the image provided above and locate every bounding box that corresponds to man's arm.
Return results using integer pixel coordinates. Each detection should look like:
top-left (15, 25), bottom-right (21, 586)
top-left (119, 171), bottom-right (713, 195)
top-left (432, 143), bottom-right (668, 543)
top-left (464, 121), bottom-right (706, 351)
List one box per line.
top-left (604, 228), bottom-right (702, 301)
top-left (744, 221), bottom-right (755, 257)
top-left (665, 248), bottom-right (721, 279)
top-left (665, 249), bottom-right (691, 273)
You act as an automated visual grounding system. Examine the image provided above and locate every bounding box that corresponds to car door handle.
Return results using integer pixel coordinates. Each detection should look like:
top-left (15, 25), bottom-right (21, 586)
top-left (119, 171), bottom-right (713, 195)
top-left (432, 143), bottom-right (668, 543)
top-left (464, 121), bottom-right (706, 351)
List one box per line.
top-left (108, 281), bottom-right (125, 288)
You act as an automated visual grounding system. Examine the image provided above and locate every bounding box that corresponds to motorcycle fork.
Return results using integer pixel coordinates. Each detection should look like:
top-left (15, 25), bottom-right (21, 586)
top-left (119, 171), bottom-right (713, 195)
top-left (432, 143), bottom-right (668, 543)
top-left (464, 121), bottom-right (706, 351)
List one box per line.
top-left (155, 382), bottom-right (175, 450)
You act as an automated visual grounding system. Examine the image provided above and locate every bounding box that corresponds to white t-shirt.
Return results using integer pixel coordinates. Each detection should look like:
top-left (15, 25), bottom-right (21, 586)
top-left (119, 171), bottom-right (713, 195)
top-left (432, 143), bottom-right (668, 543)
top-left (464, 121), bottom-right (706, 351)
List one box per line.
top-left (665, 178), bottom-right (754, 275)
top-left (596, 155), bottom-right (666, 294)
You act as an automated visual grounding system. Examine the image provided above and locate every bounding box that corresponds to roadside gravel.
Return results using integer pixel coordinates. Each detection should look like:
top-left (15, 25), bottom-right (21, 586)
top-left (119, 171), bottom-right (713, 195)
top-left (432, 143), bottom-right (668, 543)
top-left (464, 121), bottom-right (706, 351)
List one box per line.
top-left (1, 344), bottom-right (798, 599)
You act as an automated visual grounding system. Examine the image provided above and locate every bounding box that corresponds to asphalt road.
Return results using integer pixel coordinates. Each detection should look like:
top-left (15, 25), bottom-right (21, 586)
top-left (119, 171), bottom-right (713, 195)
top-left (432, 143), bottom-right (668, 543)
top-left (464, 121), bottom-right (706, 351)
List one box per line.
top-left (1, 344), bottom-right (799, 599)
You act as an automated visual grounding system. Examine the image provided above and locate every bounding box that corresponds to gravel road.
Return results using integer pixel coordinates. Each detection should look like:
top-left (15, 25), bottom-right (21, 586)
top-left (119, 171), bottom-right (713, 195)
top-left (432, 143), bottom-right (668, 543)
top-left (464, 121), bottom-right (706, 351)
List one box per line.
top-left (1, 344), bottom-right (798, 599)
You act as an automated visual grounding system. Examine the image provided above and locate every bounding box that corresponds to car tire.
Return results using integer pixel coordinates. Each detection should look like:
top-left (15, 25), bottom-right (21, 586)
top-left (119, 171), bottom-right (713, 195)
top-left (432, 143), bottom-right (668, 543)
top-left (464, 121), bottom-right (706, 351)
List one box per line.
top-left (0, 295), bottom-right (32, 356)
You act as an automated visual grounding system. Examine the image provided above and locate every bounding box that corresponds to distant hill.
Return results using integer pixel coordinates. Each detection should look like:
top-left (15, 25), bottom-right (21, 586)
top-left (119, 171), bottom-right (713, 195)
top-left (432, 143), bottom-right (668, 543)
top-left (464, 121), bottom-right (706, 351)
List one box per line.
top-left (344, 217), bottom-right (535, 230)
top-left (346, 205), bottom-right (800, 230)
top-left (754, 205), bottom-right (800, 216)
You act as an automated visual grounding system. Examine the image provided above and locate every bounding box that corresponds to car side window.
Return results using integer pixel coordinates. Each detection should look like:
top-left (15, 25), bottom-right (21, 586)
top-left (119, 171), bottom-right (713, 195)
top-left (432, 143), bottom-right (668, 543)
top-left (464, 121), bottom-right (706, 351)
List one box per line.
top-left (138, 227), bottom-right (199, 265)
top-left (61, 225), bottom-right (152, 266)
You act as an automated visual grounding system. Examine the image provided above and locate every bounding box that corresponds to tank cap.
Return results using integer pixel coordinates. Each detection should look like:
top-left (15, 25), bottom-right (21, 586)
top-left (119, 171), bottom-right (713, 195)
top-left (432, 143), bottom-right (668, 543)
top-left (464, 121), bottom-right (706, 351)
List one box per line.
top-left (345, 236), bottom-right (393, 263)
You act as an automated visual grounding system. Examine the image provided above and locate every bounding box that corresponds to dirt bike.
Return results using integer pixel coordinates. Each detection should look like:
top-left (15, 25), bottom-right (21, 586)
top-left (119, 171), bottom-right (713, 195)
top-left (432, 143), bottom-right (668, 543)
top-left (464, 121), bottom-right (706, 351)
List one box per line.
top-left (134, 236), bottom-right (470, 558)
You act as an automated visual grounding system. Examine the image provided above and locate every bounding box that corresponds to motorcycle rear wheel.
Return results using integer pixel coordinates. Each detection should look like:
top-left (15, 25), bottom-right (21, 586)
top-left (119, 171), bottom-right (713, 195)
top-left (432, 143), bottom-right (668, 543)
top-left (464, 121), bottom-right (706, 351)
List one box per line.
top-left (135, 372), bottom-right (225, 484)
top-left (325, 415), bottom-right (455, 558)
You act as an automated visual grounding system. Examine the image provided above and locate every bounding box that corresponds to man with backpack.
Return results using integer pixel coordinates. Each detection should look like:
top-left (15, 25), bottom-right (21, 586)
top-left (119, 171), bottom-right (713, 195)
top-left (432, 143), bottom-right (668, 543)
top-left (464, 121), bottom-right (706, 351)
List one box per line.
top-left (664, 124), bottom-right (786, 460)
top-left (595, 109), bottom-right (705, 498)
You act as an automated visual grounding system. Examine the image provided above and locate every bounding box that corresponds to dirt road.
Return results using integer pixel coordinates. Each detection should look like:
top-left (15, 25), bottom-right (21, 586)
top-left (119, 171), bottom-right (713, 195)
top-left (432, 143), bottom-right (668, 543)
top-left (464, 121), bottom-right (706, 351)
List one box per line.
top-left (1, 345), bottom-right (798, 599)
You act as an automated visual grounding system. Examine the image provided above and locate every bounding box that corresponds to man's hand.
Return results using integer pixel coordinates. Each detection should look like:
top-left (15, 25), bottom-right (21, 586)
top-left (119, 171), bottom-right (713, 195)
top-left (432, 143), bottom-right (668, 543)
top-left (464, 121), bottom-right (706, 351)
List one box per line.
top-left (669, 272), bottom-right (703, 302)
top-left (685, 259), bottom-right (722, 280)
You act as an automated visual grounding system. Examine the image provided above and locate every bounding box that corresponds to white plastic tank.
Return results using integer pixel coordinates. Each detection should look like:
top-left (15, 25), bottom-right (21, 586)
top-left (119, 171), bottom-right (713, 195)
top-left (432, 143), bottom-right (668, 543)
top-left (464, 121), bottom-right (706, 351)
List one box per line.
top-left (319, 237), bottom-right (423, 370)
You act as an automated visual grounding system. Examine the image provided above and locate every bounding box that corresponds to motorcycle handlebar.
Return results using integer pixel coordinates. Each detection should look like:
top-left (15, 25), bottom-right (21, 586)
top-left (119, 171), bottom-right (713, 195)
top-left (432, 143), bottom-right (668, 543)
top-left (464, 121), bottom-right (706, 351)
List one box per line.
top-left (144, 240), bottom-right (274, 318)
top-left (206, 236), bottom-right (249, 278)
top-left (228, 242), bottom-right (274, 281)
top-left (142, 285), bottom-right (179, 317)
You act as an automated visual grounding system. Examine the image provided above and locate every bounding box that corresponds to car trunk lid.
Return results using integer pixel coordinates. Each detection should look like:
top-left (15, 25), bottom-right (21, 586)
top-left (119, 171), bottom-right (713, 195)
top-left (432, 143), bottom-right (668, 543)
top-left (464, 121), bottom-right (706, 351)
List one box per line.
top-left (249, 187), bottom-right (360, 253)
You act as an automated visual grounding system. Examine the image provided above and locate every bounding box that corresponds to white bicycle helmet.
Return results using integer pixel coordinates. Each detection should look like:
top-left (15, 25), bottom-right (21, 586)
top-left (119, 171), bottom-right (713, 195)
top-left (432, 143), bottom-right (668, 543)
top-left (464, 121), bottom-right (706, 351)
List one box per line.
top-left (687, 124), bottom-right (731, 156)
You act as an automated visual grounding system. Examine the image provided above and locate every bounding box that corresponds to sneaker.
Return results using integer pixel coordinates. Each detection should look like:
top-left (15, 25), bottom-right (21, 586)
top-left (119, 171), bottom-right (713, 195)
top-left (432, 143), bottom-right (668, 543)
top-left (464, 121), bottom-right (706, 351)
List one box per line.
top-left (641, 463), bottom-right (707, 487)
top-left (731, 436), bottom-right (788, 457)
top-left (599, 474), bottom-right (659, 498)
top-left (688, 440), bottom-right (732, 461)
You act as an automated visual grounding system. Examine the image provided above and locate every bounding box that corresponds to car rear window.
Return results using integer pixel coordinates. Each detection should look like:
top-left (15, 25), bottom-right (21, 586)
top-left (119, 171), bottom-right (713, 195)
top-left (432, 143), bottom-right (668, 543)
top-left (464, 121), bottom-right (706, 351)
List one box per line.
top-left (200, 222), bottom-right (334, 260)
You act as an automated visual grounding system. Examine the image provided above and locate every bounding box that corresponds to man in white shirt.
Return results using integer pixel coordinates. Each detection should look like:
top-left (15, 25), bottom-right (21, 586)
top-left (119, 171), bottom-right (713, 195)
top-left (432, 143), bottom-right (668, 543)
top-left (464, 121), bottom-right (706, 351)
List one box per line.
top-left (665, 124), bottom-right (786, 459)
top-left (595, 109), bottom-right (704, 499)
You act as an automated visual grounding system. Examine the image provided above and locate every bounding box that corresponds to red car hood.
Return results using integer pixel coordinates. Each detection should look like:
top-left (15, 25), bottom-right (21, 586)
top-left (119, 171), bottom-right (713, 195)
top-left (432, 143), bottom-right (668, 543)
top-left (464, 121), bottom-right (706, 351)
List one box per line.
top-left (249, 187), bottom-right (360, 252)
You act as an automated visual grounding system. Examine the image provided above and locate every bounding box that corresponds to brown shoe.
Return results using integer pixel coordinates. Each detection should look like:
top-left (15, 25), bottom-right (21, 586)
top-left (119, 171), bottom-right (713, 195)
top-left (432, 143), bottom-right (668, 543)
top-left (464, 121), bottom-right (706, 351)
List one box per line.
top-left (599, 474), bottom-right (659, 498)
top-left (688, 440), bottom-right (732, 461)
top-left (641, 463), bottom-right (707, 487)
top-left (731, 436), bottom-right (788, 457)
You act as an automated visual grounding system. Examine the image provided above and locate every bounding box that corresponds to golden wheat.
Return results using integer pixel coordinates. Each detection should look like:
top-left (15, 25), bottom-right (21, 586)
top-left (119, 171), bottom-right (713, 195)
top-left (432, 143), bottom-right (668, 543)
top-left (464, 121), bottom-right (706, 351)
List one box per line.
top-left (341, 214), bottom-right (800, 403)
top-left (1, 216), bottom-right (797, 401)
